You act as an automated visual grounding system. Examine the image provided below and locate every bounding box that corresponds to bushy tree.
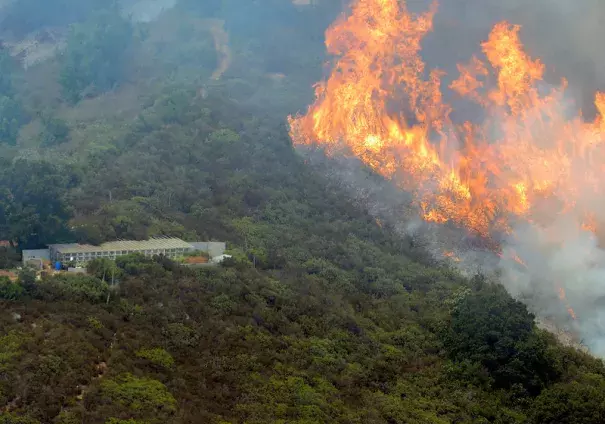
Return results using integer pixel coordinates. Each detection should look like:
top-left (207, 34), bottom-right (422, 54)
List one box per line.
top-left (35, 274), bottom-right (109, 303)
top-left (0, 413), bottom-right (40, 424)
top-left (136, 347), bottom-right (175, 369)
top-left (0, 276), bottom-right (24, 300)
top-left (443, 280), bottom-right (560, 395)
top-left (87, 257), bottom-right (121, 282)
top-left (18, 268), bottom-right (37, 293)
top-left (101, 374), bottom-right (177, 415)
top-left (531, 373), bottom-right (605, 424)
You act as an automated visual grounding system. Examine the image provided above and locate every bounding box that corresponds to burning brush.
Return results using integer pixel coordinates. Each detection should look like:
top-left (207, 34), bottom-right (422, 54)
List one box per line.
top-left (289, 0), bottom-right (605, 354)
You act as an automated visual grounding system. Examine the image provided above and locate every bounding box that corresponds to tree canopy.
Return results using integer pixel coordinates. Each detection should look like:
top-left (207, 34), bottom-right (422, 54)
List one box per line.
top-left (0, 159), bottom-right (76, 248)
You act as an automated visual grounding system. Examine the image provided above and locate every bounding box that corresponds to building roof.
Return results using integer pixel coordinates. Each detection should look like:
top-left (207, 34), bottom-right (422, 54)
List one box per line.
top-left (49, 237), bottom-right (194, 254)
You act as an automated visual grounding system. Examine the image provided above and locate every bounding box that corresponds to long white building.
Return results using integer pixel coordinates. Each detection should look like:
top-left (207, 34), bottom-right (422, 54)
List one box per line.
top-left (41, 237), bottom-right (226, 265)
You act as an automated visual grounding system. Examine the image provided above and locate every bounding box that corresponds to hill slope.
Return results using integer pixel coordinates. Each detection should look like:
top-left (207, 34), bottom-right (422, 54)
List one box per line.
top-left (1, 90), bottom-right (604, 424)
top-left (0, 1), bottom-right (604, 423)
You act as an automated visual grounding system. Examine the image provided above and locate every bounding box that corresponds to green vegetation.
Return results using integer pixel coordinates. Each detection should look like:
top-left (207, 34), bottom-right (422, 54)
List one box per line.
top-left (531, 373), bottom-right (605, 423)
top-left (2, 250), bottom-right (602, 423)
top-left (60, 6), bottom-right (135, 103)
top-left (0, 0), bottom-right (602, 423)
top-left (136, 348), bottom-right (174, 369)
top-left (0, 159), bottom-right (76, 248)
top-left (0, 50), bottom-right (26, 145)
top-left (39, 115), bottom-right (70, 146)
top-left (0, 331), bottom-right (25, 371)
top-left (0, 413), bottom-right (40, 424)
top-left (0, 276), bottom-right (24, 300)
top-left (0, 247), bottom-right (21, 269)
top-left (0, 96), bottom-right (25, 145)
top-left (34, 274), bottom-right (109, 303)
top-left (100, 374), bottom-right (177, 418)
top-left (443, 279), bottom-right (562, 395)
top-left (105, 419), bottom-right (147, 424)
top-left (0, 50), bottom-right (17, 97)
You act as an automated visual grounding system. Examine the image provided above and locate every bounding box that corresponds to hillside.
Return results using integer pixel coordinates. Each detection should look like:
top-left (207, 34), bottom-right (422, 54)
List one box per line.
top-left (0, 1), bottom-right (604, 423)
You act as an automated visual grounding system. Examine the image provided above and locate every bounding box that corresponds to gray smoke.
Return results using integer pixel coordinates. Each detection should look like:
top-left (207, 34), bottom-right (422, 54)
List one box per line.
top-left (414, 0), bottom-right (605, 117)
top-left (122, 0), bottom-right (177, 23)
top-left (500, 218), bottom-right (605, 355)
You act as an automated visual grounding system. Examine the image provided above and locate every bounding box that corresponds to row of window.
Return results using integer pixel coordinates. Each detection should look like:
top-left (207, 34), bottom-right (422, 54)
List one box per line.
top-left (52, 248), bottom-right (191, 262)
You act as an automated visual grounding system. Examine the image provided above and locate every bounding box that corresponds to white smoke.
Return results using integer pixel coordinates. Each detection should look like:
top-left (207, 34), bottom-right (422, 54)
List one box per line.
top-left (498, 217), bottom-right (605, 355)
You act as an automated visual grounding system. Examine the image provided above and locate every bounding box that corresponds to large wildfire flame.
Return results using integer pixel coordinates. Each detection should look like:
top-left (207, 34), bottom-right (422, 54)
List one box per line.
top-left (289, 0), bottom-right (605, 328)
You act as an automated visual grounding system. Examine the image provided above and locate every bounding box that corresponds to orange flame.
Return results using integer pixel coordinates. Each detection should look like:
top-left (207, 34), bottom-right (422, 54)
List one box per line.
top-left (443, 250), bottom-right (461, 262)
top-left (289, 0), bottom-right (605, 241)
top-left (557, 286), bottom-right (577, 320)
top-left (510, 251), bottom-right (526, 268)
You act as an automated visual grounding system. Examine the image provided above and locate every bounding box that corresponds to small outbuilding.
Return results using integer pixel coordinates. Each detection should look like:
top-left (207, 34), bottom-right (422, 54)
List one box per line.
top-left (22, 249), bottom-right (51, 269)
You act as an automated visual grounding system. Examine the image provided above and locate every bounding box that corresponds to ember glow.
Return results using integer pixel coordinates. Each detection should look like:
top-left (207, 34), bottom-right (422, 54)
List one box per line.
top-left (289, 0), bottom-right (605, 344)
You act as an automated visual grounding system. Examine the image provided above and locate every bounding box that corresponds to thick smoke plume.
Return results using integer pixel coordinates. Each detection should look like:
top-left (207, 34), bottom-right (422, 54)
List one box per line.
top-left (487, 89), bottom-right (605, 355)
